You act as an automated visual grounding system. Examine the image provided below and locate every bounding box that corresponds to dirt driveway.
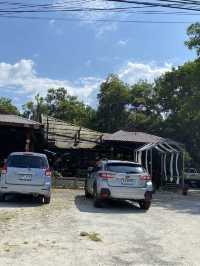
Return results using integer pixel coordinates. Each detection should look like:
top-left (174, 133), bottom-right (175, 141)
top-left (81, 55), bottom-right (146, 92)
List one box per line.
top-left (0, 189), bottom-right (200, 266)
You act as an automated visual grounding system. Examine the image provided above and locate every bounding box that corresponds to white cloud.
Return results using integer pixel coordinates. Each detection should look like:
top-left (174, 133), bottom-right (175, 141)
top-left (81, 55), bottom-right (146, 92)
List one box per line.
top-left (49, 19), bottom-right (55, 26)
top-left (117, 40), bottom-right (128, 46)
top-left (0, 59), bottom-right (172, 108)
top-left (55, 0), bottom-right (119, 36)
top-left (95, 23), bottom-right (118, 38)
top-left (85, 59), bottom-right (92, 67)
top-left (0, 59), bottom-right (102, 105)
top-left (48, 18), bottom-right (64, 35)
top-left (118, 62), bottom-right (172, 84)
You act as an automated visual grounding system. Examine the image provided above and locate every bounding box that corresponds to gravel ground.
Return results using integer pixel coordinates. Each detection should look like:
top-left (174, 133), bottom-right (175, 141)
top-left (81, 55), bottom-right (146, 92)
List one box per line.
top-left (0, 189), bottom-right (200, 266)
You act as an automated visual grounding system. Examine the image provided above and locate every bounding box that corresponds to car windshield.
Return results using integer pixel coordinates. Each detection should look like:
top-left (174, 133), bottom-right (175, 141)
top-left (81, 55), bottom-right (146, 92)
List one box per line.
top-left (7, 155), bottom-right (48, 169)
top-left (106, 163), bottom-right (144, 174)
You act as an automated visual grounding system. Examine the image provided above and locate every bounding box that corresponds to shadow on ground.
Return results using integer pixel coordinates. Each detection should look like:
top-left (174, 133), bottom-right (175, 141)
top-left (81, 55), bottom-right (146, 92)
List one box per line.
top-left (0, 194), bottom-right (43, 208)
top-left (75, 195), bottom-right (146, 214)
top-left (152, 190), bottom-right (200, 215)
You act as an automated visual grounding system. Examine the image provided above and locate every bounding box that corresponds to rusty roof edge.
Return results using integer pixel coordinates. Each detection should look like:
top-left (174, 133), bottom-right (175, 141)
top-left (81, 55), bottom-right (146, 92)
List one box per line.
top-left (0, 114), bottom-right (41, 127)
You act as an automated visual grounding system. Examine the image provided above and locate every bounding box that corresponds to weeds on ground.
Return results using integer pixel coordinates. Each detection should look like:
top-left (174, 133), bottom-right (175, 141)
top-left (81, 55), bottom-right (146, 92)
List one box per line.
top-left (0, 212), bottom-right (15, 223)
top-left (2, 243), bottom-right (18, 253)
top-left (80, 231), bottom-right (102, 242)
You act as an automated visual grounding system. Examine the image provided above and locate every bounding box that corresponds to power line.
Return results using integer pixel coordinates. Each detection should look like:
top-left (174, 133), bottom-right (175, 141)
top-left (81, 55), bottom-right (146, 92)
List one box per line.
top-left (0, 0), bottom-right (199, 24)
top-left (0, 14), bottom-right (195, 24)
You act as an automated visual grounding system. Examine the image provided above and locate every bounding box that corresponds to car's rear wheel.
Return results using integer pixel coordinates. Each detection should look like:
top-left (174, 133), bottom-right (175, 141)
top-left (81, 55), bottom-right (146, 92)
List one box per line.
top-left (93, 186), bottom-right (103, 208)
top-left (84, 181), bottom-right (92, 198)
top-left (139, 200), bottom-right (151, 210)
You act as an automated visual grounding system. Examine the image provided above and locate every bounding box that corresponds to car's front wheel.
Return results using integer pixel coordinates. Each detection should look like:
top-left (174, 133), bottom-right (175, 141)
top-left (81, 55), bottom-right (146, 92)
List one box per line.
top-left (139, 200), bottom-right (151, 210)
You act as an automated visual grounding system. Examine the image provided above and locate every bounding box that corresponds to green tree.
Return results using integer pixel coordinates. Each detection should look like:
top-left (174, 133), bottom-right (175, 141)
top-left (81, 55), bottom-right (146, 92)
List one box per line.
top-left (22, 94), bottom-right (48, 121)
top-left (46, 88), bottom-right (96, 128)
top-left (185, 22), bottom-right (200, 56)
top-left (23, 88), bottom-right (96, 128)
top-left (96, 74), bottom-right (129, 132)
top-left (154, 61), bottom-right (200, 164)
top-left (0, 97), bottom-right (19, 114)
top-left (127, 81), bottom-right (162, 132)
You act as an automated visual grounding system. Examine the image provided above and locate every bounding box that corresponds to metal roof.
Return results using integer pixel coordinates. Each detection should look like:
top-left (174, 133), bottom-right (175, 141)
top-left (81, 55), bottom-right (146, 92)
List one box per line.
top-left (42, 116), bottom-right (103, 149)
top-left (103, 130), bottom-right (164, 144)
top-left (0, 114), bottom-right (41, 129)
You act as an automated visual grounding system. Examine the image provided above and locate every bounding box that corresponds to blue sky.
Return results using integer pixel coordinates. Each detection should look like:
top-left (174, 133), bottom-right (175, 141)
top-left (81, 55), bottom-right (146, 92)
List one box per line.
top-left (0, 0), bottom-right (197, 109)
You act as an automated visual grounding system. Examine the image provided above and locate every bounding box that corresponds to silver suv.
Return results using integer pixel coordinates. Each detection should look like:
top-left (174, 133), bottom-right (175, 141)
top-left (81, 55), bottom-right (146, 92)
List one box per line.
top-left (0, 152), bottom-right (51, 204)
top-left (85, 160), bottom-right (153, 210)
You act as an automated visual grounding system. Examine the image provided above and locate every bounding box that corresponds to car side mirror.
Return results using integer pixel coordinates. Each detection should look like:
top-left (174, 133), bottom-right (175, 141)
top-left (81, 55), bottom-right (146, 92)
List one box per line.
top-left (88, 167), bottom-right (94, 173)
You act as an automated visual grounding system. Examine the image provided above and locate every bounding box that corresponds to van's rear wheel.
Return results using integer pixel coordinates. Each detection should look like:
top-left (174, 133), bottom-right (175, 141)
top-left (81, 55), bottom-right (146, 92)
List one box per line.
top-left (44, 196), bottom-right (51, 204)
top-left (139, 200), bottom-right (151, 210)
top-left (0, 194), bottom-right (5, 202)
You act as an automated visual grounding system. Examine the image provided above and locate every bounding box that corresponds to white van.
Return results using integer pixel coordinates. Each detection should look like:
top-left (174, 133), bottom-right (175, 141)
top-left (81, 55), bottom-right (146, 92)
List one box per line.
top-left (0, 152), bottom-right (52, 203)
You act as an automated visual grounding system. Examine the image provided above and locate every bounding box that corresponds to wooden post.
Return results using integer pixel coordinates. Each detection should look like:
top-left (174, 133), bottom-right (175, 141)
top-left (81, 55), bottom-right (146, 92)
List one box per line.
top-left (47, 116), bottom-right (49, 141)
top-left (150, 149), bottom-right (153, 178)
top-left (25, 129), bottom-right (31, 152)
top-left (145, 150), bottom-right (149, 174)
top-left (182, 150), bottom-right (185, 189)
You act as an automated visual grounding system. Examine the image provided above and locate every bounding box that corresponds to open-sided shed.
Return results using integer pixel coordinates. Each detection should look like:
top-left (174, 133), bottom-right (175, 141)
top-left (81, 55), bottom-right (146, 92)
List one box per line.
top-left (0, 114), bottom-right (42, 163)
top-left (41, 116), bottom-right (104, 177)
top-left (41, 116), bottom-right (184, 189)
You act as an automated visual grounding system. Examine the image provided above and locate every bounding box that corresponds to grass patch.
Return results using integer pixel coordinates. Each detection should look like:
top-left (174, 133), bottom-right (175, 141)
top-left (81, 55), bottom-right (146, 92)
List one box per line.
top-left (0, 212), bottom-right (15, 223)
top-left (80, 231), bottom-right (89, 237)
top-left (2, 243), bottom-right (18, 252)
top-left (80, 232), bottom-right (102, 242)
top-left (88, 233), bottom-right (102, 242)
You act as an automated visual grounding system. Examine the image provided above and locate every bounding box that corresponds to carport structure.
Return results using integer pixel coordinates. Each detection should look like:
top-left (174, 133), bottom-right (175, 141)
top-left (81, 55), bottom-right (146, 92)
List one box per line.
top-left (103, 130), bottom-right (184, 188)
top-left (135, 140), bottom-right (184, 186)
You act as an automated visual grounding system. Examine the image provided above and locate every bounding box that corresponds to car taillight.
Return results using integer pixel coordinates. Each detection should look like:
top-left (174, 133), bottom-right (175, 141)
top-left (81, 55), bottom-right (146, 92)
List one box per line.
top-left (140, 174), bottom-right (151, 181)
top-left (99, 172), bottom-right (114, 180)
top-left (45, 168), bottom-right (52, 176)
top-left (1, 164), bottom-right (7, 175)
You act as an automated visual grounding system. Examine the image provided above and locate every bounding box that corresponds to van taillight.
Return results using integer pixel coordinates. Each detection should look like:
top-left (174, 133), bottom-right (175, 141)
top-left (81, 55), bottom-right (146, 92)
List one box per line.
top-left (99, 172), bottom-right (114, 179)
top-left (45, 168), bottom-right (52, 176)
top-left (140, 175), bottom-right (151, 181)
top-left (2, 164), bottom-right (7, 174)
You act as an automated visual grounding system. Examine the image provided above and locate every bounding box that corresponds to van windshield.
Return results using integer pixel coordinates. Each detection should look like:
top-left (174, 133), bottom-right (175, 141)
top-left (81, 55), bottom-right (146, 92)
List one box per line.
top-left (106, 163), bottom-right (144, 174)
top-left (7, 155), bottom-right (48, 169)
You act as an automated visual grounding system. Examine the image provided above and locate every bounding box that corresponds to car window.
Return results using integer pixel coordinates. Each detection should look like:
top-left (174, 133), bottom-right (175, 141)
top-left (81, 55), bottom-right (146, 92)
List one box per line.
top-left (106, 163), bottom-right (144, 174)
top-left (7, 155), bottom-right (48, 169)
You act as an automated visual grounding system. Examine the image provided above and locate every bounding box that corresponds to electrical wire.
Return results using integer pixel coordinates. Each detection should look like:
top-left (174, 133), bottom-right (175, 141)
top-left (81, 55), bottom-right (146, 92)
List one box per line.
top-left (0, 0), bottom-right (199, 24)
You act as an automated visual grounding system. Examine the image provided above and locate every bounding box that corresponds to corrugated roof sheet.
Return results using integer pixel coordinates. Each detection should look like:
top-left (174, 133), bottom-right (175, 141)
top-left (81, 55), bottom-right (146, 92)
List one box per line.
top-left (103, 130), bottom-right (164, 144)
top-left (0, 114), bottom-right (41, 128)
top-left (42, 116), bottom-right (103, 149)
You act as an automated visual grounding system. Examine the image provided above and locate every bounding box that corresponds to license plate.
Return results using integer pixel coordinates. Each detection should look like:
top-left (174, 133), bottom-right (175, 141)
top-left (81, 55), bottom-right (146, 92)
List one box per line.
top-left (19, 175), bottom-right (32, 181)
top-left (121, 177), bottom-right (136, 185)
